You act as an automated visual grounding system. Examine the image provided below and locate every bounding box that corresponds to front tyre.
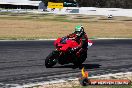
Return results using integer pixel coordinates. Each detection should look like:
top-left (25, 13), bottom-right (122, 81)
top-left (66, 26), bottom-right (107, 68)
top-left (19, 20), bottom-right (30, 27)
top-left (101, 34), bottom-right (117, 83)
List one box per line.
top-left (45, 51), bottom-right (58, 68)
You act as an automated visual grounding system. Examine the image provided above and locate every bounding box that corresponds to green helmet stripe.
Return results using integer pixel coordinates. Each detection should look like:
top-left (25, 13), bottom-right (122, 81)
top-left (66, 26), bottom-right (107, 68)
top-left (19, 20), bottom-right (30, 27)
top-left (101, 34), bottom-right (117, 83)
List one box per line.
top-left (75, 25), bottom-right (81, 31)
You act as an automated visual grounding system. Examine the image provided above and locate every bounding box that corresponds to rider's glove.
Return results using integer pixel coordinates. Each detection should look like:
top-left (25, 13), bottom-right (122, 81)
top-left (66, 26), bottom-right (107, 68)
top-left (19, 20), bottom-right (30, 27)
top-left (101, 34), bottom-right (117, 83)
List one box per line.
top-left (71, 48), bottom-right (74, 52)
top-left (71, 47), bottom-right (78, 52)
top-left (71, 48), bottom-right (75, 52)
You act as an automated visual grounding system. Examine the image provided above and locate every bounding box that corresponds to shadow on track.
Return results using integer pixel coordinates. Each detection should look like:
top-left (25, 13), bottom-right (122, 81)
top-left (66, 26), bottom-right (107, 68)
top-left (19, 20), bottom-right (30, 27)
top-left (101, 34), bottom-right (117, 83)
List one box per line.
top-left (52, 64), bottom-right (101, 69)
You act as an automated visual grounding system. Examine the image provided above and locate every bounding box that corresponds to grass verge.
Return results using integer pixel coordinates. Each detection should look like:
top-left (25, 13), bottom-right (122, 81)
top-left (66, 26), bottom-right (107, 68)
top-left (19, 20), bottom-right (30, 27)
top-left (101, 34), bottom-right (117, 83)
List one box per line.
top-left (0, 12), bottom-right (132, 40)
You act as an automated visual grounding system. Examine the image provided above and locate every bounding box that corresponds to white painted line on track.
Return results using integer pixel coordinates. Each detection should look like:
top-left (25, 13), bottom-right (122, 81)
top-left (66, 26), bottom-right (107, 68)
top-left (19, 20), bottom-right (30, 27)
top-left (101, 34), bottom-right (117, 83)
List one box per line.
top-left (0, 38), bottom-right (132, 41)
top-left (96, 38), bottom-right (132, 40)
top-left (38, 38), bottom-right (132, 41)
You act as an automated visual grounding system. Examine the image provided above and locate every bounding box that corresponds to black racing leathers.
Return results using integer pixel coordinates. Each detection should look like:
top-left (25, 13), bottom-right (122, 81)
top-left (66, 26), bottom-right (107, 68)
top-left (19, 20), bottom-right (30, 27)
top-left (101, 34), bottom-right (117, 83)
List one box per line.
top-left (67, 32), bottom-right (88, 50)
top-left (66, 32), bottom-right (88, 65)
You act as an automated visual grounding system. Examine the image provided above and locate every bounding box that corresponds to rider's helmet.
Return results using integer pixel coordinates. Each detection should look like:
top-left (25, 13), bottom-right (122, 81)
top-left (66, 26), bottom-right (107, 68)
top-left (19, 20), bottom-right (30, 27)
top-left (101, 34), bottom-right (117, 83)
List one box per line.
top-left (74, 25), bottom-right (84, 37)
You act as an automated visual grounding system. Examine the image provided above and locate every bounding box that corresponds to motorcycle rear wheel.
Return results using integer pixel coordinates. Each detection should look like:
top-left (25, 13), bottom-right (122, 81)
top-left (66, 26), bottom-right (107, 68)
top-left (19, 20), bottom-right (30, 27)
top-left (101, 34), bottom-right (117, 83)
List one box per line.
top-left (73, 53), bottom-right (87, 66)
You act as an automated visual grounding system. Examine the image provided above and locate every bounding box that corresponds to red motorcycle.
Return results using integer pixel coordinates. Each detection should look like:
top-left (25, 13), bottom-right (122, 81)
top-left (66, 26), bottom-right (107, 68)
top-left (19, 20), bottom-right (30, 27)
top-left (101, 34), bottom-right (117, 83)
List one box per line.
top-left (45, 37), bottom-right (93, 68)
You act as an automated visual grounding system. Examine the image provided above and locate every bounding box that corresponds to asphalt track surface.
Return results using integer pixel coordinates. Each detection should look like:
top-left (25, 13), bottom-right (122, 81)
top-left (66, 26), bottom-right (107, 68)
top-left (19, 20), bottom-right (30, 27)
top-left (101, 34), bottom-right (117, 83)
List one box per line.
top-left (0, 39), bottom-right (132, 87)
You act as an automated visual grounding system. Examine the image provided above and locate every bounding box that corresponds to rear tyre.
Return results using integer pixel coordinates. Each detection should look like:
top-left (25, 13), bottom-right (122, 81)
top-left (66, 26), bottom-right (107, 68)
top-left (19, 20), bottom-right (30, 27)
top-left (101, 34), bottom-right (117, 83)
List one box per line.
top-left (80, 53), bottom-right (87, 63)
top-left (73, 53), bottom-right (87, 68)
top-left (73, 57), bottom-right (82, 68)
top-left (45, 51), bottom-right (58, 68)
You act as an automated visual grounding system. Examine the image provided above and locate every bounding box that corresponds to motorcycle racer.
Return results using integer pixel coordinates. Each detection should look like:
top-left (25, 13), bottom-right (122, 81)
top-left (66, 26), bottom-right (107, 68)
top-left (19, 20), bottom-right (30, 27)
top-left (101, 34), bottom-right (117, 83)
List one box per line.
top-left (66, 25), bottom-right (88, 66)
top-left (45, 25), bottom-right (92, 68)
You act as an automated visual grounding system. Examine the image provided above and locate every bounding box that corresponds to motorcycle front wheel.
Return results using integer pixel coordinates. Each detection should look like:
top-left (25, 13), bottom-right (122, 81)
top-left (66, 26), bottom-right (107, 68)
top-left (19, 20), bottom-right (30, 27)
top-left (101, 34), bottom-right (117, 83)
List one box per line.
top-left (45, 51), bottom-right (58, 68)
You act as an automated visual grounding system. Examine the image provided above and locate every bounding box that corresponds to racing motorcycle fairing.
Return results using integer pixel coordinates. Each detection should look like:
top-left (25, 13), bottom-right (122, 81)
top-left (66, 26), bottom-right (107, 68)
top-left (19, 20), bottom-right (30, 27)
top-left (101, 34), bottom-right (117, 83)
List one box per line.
top-left (45, 36), bottom-right (93, 68)
top-left (54, 37), bottom-right (79, 52)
